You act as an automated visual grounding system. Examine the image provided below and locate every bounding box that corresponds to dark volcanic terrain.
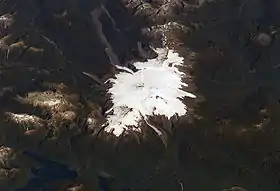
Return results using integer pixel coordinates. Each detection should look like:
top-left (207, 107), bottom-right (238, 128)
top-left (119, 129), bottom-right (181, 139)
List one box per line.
top-left (0, 0), bottom-right (280, 190)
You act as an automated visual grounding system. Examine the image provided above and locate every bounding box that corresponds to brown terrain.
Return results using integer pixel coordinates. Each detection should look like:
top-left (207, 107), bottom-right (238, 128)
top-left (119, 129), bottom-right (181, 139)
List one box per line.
top-left (0, 0), bottom-right (280, 190)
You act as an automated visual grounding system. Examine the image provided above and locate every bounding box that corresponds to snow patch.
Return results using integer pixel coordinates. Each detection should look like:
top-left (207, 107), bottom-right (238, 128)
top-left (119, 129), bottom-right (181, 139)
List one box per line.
top-left (104, 48), bottom-right (196, 136)
top-left (5, 112), bottom-right (43, 130)
top-left (41, 99), bottom-right (62, 107)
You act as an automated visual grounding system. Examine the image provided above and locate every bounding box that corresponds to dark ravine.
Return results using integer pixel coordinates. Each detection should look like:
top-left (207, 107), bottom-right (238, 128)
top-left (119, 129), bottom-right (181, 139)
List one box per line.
top-left (0, 0), bottom-right (280, 190)
top-left (14, 151), bottom-right (77, 191)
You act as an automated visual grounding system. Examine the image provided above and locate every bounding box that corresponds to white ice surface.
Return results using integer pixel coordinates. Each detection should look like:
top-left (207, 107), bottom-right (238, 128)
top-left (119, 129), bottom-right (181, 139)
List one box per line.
top-left (104, 48), bottom-right (196, 136)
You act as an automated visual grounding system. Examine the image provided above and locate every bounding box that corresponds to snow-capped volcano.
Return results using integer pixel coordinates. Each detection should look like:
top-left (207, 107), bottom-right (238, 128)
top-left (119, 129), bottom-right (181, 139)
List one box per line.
top-left (104, 48), bottom-right (196, 136)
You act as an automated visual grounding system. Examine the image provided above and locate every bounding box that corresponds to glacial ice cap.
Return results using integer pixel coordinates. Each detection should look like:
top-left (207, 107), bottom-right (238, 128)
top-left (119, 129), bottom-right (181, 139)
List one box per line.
top-left (104, 48), bottom-right (196, 136)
